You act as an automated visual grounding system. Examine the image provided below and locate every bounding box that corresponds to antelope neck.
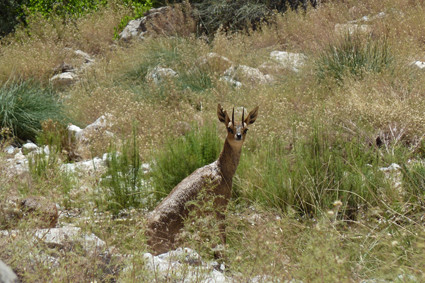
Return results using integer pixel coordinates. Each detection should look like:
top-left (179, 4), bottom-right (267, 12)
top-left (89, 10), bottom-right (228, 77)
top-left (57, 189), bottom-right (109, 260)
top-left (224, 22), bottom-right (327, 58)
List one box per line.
top-left (218, 138), bottom-right (242, 180)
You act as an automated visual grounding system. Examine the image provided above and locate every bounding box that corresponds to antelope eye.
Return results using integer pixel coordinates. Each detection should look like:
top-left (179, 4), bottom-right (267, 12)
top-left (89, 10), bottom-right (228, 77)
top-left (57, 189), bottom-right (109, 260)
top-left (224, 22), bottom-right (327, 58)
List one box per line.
top-left (227, 128), bottom-right (234, 134)
top-left (243, 129), bottom-right (248, 134)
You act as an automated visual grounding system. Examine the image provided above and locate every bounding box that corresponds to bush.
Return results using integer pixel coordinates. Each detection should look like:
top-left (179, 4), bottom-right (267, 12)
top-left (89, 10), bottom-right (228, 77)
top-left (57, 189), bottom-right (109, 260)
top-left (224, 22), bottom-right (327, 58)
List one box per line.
top-left (236, 125), bottom-right (391, 219)
top-left (193, 0), bottom-right (317, 35)
top-left (316, 35), bottom-right (394, 84)
top-left (150, 123), bottom-right (222, 201)
top-left (100, 129), bottom-right (147, 214)
top-left (0, 81), bottom-right (67, 142)
top-left (0, 0), bottom-right (153, 38)
top-left (0, 0), bottom-right (25, 36)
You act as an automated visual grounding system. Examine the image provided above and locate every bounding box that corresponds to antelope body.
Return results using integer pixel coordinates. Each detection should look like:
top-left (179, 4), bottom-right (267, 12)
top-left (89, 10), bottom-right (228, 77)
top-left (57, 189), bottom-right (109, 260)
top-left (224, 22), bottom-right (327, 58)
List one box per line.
top-left (146, 104), bottom-right (259, 255)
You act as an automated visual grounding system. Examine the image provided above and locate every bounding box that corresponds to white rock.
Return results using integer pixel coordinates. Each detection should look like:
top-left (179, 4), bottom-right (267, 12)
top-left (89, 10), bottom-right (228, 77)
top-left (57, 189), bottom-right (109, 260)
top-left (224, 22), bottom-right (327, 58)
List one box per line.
top-left (334, 23), bottom-right (372, 35)
top-left (74, 50), bottom-right (94, 64)
top-left (270, 51), bottom-right (307, 72)
top-left (412, 61), bottom-right (425, 69)
top-left (0, 259), bottom-right (18, 283)
top-left (220, 76), bottom-right (242, 88)
top-left (33, 145), bottom-right (50, 156)
top-left (34, 227), bottom-right (105, 253)
top-left (67, 124), bottom-right (83, 139)
top-left (143, 248), bottom-right (230, 282)
top-left (49, 72), bottom-right (78, 86)
top-left (22, 142), bottom-right (38, 153)
top-left (1, 227), bottom-right (106, 256)
top-left (146, 66), bottom-right (178, 84)
top-left (119, 18), bottom-right (142, 41)
top-left (224, 65), bottom-right (273, 85)
top-left (5, 150), bottom-right (29, 178)
top-left (379, 163), bottom-right (401, 172)
top-left (61, 157), bottom-right (106, 176)
top-left (142, 163), bottom-right (151, 174)
top-left (4, 145), bottom-right (15, 154)
top-left (77, 114), bottom-right (114, 143)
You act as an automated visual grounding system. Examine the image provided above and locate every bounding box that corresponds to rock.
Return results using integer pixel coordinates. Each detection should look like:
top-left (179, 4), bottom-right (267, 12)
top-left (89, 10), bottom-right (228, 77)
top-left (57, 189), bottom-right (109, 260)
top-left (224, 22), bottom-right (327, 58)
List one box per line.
top-left (5, 150), bottom-right (29, 178)
top-left (77, 114), bottom-right (114, 144)
top-left (219, 76), bottom-right (242, 88)
top-left (379, 163), bottom-right (403, 196)
top-left (34, 227), bottom-right (106, 254)
top-left (0, 259), bottom-right (18, 283)
top-left (0, 226), bottom-right (114, 277)
top-left (334, 23), bottom-right (372, 35)
top-left (269, 51), bottom-right (307, 72)
top-left (224, 65), bottom-right (273, 85)
top-left (379, 163), bottom-right (401, 172)
top-left (119, 4), bottom-right (196, 41)
top-left (197, 53), bottom-right (233, 74)
top-left (142, 163), bottom-right (151, 174)
top-left (53, 62), bottom-right (75, 74)
top-left (74, 50), bottom-right (94, 65)
top-left (3, 145), bottom-right (15, 155)
top-left (49, 72), bottom-right (78, 87)
top-left (412, 61), bottom-right (425, 70)
top-left (66, 115), bottom-right (114, 160)
top-left (61, 157), bottom-right (107, 176)
top-left (119, 18), bottom-right (142, 40)
top-left (142, 248), bottom-right (229, 282)
top-left (20, 196), bottom-right (59, 228)
top-left (67, 124), bottom-right (83, 135)
top-left (146, 66), bottom-right (178, 84)
top-left (22, 142), bottom-right (38, 155)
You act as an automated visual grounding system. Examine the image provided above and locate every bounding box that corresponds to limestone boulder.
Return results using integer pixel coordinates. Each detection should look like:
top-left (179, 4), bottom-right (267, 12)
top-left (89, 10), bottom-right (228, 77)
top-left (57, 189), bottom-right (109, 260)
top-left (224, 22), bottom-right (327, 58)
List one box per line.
top-left (120, 4), bottom-right (196, 41)
top-left (223, 65), bottom-right (273, 85)
top-left (0, 259), bottom-right (18, 283)
top-left (334, 23), bottom-right (372, 36)
top-left (269, 51), bottom-right (307, 72)
top-left (137, 248), bottom-right (229, 282)
top-left (146, 66), bottom-right (178, 84)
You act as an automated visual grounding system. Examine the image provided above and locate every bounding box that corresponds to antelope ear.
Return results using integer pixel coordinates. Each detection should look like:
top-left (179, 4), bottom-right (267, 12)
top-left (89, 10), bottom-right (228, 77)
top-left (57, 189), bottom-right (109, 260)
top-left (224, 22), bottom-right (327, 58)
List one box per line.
top-left (244, 106), bottom-right (259, 125)
top-left (217, 104), bottom-right (230, 125)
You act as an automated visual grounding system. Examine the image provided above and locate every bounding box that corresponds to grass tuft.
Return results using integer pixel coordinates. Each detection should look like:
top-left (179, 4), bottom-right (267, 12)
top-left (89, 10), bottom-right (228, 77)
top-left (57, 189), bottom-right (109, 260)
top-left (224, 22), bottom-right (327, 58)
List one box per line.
top-left (316, 34), bottom-right (394, 84)
top-left (0, 81), bottom-right (67, 142)
top-left (150, 123), bottom-right (222, 202)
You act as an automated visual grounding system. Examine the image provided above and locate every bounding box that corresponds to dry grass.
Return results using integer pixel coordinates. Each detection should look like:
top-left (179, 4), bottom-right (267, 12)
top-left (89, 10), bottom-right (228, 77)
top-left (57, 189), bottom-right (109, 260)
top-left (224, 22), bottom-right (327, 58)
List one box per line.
top-left (0, 4), bottom-right (129, 83)
top-left (1, 0), bottom-right (425, 281)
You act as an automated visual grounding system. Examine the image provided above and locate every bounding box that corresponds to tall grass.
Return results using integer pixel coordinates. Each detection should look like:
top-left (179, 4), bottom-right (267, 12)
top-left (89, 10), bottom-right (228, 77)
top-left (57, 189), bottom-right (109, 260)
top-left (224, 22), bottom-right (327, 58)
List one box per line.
top-left (316, 34), bottom-right (394, 84)
top-left (0, 81), bottom-right (67, 142)
top-left (236, 125), bottom-right (392, 219)
top-left (150, 123), bottom-right (222, 201)
top-left (100, 128), bottom-right (147, 214)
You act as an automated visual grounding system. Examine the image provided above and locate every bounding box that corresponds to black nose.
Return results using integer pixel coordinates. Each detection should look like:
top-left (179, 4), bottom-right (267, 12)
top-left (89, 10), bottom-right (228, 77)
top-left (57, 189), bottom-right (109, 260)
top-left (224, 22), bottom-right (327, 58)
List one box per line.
top-left (236, 133), bottom-right (242, 140)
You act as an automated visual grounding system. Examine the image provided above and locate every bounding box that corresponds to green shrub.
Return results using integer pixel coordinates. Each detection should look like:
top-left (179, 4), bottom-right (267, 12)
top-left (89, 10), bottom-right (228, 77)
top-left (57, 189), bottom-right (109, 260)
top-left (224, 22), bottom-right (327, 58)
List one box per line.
top-left (0, 0), bottom-right (25, 36)
top-left (236, 125), bottom-right (390, 219)
top-left (100, 129), bottom-right (147, 214)
top-left (316, 35), bottom-right (394, 84)
top-left (0, 81), bottom-right (67, 142)
top-left (150, 123), bottom-right (222, 201)
top-left (193, 0), bottom-right (316, 35)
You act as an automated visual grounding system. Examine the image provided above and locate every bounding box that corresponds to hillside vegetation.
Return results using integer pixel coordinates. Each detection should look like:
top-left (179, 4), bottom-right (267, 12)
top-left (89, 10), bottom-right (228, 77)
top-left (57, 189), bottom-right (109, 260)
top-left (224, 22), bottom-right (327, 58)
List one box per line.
top-left (1, 0), bottom-right (425, 281)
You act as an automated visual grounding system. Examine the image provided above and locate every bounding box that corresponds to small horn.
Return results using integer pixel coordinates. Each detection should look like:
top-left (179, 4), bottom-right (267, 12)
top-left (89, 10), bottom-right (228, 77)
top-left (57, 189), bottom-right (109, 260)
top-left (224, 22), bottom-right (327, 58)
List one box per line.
top-left (242, 107), bottom-right (245, 126)
top-left (232, 107), bottom-right (235, 125)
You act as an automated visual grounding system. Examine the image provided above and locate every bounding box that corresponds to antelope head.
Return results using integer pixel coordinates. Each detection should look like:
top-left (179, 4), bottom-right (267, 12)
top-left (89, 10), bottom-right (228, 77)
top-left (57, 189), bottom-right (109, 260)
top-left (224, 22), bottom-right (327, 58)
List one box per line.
top-left (217, 104), bottom-right (259, 148)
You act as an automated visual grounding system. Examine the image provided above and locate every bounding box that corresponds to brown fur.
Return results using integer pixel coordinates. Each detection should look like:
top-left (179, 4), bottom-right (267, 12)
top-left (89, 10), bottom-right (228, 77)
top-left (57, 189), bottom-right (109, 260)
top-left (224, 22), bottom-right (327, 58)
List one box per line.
top-left (146, 104), bottom-right (259, 255)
